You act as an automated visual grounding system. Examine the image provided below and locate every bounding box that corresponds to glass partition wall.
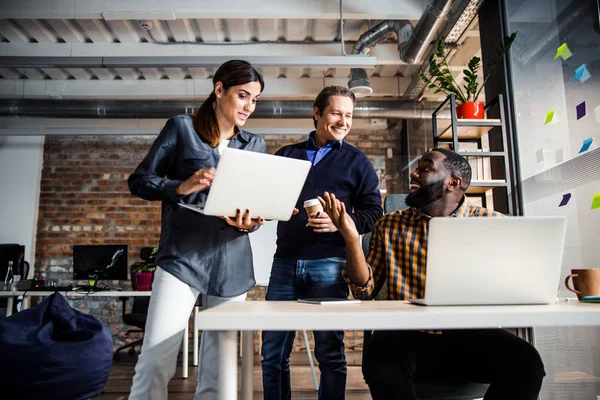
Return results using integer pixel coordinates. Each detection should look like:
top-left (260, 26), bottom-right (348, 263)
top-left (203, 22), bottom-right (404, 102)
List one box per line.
top-left (505, 0), bottom-right (600, 398)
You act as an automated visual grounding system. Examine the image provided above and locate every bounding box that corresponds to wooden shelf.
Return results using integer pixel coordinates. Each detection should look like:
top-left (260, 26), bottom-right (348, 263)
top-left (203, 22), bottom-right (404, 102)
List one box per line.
top-left (431, 94), bottom-right (512, 214)
top-left (437, 119), bottom-right (502, 139)
top-left (467, 180), bottom-right (507, 194)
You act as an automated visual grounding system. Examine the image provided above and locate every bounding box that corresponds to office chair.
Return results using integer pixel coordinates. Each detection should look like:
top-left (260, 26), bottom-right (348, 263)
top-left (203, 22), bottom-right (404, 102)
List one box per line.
top-left (114, 247), bottom-right (153, 360)
top-left (361, 193), bottom-right (489, 400)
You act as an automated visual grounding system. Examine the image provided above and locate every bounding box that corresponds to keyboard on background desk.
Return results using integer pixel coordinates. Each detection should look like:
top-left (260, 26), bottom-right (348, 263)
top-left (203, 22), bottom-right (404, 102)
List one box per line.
top-left (25, 285), bottom-right (75, 292)
top-left (18, 283), bottom-right (115, 292)
top-left (71, 285), bottom-right (112, 292)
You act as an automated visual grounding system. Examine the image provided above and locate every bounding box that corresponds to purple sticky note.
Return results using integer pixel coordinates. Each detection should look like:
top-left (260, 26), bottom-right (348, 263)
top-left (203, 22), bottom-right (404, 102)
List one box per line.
top-left (559, 193), bottom-right (571, 207)
top-left (576, 101), bottom-right (586, 120)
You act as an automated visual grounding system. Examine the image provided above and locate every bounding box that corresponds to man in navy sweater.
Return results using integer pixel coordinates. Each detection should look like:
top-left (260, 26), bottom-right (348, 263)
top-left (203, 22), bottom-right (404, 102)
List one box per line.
top-left (261, 86), bottom-right (383, 400)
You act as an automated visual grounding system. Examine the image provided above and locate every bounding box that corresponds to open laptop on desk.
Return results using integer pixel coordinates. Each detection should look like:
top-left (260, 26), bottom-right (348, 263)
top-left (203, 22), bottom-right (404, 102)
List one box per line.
top-left (409, 216), bottom-right (567, 306)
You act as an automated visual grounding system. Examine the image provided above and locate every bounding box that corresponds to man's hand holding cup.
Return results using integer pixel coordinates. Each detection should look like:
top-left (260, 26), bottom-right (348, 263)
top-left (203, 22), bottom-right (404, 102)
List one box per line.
top-left (304, 198), bottom-right (338, 233)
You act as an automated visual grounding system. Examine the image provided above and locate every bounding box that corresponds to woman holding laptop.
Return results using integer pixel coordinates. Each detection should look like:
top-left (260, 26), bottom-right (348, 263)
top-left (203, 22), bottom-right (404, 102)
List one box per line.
top-left (128, 60), bottom-right (266, 400)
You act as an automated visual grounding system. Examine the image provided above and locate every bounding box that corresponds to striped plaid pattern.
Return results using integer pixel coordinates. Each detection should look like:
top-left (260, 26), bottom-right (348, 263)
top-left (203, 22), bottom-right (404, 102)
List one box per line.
top-left (345, 197), bottom-right (502, 301)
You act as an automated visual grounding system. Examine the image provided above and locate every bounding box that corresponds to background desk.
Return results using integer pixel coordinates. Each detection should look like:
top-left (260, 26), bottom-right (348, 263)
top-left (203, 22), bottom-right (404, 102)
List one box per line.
top-left (196, 300), bottom-right (600, 400)
top-left (0, 290), bottom-right (151, 316)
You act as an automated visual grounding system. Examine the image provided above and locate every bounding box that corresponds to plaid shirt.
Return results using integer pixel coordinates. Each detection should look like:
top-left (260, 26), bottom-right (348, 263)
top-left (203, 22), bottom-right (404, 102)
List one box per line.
top-left (345, 196), bottom-right (502, 301)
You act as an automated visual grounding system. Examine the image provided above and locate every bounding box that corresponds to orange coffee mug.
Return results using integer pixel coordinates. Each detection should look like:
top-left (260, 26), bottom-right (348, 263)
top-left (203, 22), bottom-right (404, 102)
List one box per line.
top-left (565, 269), bottom-right (600, 300)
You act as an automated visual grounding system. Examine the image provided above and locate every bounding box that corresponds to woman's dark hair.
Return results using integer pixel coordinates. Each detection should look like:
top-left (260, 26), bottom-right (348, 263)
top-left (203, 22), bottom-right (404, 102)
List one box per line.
top-left (193, 60), bottom-right (264, 147)
top-left (312, 86), bottom-right (356, 128)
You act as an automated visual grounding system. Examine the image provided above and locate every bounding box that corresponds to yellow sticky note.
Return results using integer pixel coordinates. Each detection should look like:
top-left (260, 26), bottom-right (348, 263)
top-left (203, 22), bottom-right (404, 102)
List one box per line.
top-left (592, 193), bottom-right (600, 210)
top-left (544, 109), bottom-right (555, 125)
top-left (554, 43), bottom-right (572, 60)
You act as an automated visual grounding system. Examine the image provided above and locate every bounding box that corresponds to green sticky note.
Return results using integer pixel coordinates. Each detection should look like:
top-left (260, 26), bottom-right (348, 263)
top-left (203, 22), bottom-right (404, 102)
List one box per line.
top-left (592, 193), bottom-right (600, 210)
top-left (554, 43), bottom-right (573, 60)
top-left (544, 109), bottom-right (555, 125)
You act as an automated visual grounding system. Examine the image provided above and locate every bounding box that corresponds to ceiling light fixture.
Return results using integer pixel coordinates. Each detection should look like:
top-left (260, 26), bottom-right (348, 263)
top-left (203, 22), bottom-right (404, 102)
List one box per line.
top-left (348, 68), bottom-right (373, 98)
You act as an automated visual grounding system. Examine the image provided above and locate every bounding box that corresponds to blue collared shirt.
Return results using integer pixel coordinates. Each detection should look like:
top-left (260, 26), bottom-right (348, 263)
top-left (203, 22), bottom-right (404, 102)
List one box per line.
top-left (306, 131), bottom-right (343, 165)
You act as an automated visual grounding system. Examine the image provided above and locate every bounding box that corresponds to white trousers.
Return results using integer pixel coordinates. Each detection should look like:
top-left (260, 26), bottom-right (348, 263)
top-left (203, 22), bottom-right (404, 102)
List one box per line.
top-left (129, 267), bottom-right (247, 400)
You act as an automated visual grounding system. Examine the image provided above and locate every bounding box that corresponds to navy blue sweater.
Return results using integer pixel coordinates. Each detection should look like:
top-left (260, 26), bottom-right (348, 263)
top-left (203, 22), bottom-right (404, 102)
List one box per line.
top-left (274, 138), bottom-right (383, 260)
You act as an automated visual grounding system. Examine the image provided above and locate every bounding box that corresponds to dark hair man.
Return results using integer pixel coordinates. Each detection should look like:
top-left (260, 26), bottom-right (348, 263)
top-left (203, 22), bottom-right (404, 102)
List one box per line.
top-left (319, 149), bottom-right (545, 400)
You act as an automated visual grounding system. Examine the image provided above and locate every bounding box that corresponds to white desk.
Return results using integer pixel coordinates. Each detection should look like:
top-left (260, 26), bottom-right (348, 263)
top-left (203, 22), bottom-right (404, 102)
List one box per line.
top-left (195, 300), bottom-right (600, 400)
top-left (0, 290), bottom-right (151, 317)
top-left (0, 290), bottom-right (193, 379)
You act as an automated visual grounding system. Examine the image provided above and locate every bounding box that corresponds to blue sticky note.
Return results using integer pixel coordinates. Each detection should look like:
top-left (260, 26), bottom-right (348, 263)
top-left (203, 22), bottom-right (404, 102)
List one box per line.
top-left (576, 102), bottom-right (586, 120)
top-left (573, 64), bottom-right (592, 83)
top-left (578, 137), bottom-right (593, 153)
top-left (559, 193), bottom-right (571, 207)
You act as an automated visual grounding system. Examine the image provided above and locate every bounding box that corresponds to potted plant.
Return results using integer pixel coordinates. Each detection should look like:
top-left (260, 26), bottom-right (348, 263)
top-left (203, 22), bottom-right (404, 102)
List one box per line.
top-left (419, 32), bottom-right (517, 119)
top-left (130, 246), bottom-right (157, 291)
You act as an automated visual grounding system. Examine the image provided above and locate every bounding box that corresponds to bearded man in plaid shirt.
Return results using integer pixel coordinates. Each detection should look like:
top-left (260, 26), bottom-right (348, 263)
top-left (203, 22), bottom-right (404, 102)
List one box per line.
top-left (320, 149), bottom-right (545, 400)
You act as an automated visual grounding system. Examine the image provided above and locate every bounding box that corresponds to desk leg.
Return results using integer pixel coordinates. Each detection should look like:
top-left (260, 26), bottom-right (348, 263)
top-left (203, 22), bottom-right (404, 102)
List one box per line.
top-left (193, 305), bottom-right (199, 366)
top-left (182, 321), bottom-right (189, 379)
top-left (241, 331), bottom-right (254, 400)
top-left (6, 297), bottom-right (14, 317)
top-left (527, 327), bottom-right (536, 347)
top-left (218, 330), bottom-right (238, 400)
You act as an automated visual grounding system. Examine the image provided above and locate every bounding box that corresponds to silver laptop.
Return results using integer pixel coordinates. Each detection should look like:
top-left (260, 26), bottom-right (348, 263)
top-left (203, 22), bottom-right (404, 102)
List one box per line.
top-left (409, 216), bottom-right (567, 306)
top-left (179, 148), bottom-right (311, 221)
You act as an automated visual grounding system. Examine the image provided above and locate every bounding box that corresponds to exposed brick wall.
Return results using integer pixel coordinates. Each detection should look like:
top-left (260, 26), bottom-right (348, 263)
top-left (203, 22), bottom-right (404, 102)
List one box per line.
top-left (36, 135), bottom-right (161, 346)
top-left (34, 120), bottom-right (407, 353)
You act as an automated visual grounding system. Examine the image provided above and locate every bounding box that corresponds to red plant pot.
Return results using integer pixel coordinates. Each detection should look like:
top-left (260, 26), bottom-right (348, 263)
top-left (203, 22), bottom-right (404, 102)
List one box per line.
top-left (135, 272), bottom-right (153, 291)
top-left (456, 101), bottom-right (485, 119)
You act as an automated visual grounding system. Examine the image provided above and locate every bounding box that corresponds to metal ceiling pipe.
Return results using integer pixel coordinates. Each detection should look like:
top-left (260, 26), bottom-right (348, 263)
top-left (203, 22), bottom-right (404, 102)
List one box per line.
top-left (352, 20), bottom-right (412, 56)
top-left (0, 99), bottom-right (448, 120)
top-left (399, 0), bottom-right (454, 64)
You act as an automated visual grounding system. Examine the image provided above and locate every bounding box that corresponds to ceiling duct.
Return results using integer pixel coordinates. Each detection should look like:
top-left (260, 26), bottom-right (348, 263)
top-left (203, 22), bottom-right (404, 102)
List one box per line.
top-left (405, 0), bottom-right (485, 100)
top-left (399, 0), bottom-right (454, 64)
top-left (0, 99), bottom-right (447, 120)
top-left (348, 0), bottom-right (453, 97)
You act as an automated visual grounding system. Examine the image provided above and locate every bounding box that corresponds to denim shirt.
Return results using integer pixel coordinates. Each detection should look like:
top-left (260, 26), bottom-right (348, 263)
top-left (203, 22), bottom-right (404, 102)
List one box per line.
top-left (128, 115), bottom-right (267, 296)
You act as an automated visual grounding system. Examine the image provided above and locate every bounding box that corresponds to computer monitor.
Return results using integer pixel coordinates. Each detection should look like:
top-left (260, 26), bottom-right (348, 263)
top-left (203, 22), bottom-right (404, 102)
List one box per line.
top-left (0, 244), bottom-right (25, 281)
top-left (73, 244), bottom-right (128, 281)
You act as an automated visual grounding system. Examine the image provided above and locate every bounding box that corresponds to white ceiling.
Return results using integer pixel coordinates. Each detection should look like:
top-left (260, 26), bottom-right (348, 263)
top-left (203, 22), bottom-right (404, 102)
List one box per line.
top-left (0, 0), bottom-right (482, 101)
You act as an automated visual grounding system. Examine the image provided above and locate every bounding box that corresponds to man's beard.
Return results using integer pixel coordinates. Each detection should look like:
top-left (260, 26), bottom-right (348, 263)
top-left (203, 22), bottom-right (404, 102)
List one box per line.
top-left (405, 179), bottom-right (445, 209)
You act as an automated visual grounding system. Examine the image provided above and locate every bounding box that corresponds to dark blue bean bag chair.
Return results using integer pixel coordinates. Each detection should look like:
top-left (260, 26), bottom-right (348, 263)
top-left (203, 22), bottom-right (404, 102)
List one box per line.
top-left (0, 292), bottom-right (113, 400)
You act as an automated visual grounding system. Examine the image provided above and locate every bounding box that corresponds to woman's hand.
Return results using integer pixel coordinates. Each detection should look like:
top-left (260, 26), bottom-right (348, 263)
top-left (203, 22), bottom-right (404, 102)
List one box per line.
top-left (222, 209), bottom-right (265, 232)
top-left (306, 210), bottom-right (338, 233)
top-left (176, 167), bottom-right (216, 196)
top-left (318, 192), bottom-right (359, 241)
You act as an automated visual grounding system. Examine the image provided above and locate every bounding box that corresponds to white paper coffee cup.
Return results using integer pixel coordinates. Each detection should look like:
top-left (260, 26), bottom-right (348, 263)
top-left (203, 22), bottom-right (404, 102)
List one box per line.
top-left (303, 198), bottom-right (323, 216)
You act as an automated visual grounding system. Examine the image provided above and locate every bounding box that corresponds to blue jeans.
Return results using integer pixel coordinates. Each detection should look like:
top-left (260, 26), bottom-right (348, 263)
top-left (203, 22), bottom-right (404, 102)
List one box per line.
top-left (261, 257), bottom-right (349, 400)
